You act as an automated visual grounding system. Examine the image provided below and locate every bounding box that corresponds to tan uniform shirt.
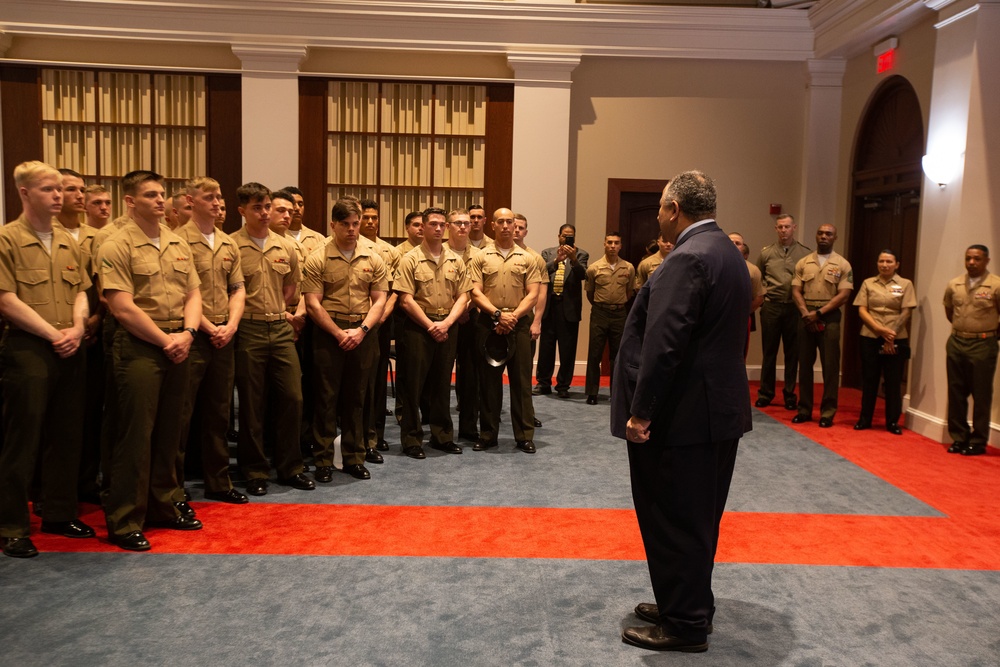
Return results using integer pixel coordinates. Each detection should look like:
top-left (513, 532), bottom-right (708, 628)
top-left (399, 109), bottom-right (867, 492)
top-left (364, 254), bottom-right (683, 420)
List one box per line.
top-left (176, 221), bottom-right (244, 320)
top-left (393, 244), bottom-right (471, 315)
top-left (469, 236), bottom-right (494, 251)
top-left (0, 215), bottom-right (91, 328)
top-left (231, 227), bottom-right (300, 316)
top-left (468, 244), bottom-right (541, 310)
top-left (522, 246), bottom-right (550, 285)
top-left (91, 214), bottom-right (133, 279)
top-left (758, 241), bottom-right (812, 303)
top-left (586, 256), bottom-right (636, 305)
top-left (445, 241), bottom-right (480, 266)
top-left (853, 274), bottom-right (917, 338)
top-left (291, 226), bottom-right (326, 258)
top-left (746, 259), bottom-right (766, 302)
top-left (367, 237), bottom-right (401, 282)
top-left (636, 253), bottom-right (664, 289)
top-left (54, 222), bottom-right (98, 277)
top-left (302, 239), bottom-right (388, 314)
top-left (944, 271), bottom-right (1000, 335)
top-left (98, 221), bottom-right (200, 323)
top-left (397, 239), bottom-right (418, 256)
top-left (792, 251), bottom-right (854, 306)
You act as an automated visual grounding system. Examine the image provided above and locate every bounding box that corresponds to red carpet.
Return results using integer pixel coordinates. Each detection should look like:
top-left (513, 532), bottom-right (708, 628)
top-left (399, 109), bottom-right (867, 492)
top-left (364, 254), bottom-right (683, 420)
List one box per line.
top-left (28, 383), bottom-right (1000, 570)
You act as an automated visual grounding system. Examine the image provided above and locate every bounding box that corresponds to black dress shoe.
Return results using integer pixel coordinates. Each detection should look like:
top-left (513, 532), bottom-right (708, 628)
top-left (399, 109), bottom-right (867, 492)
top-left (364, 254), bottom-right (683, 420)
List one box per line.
top-left (532, 384), bottom-right (552, 395)
top-left (515, 440), bottom-right (536, 454)
top-left (854, 421), bottom-right (871, 431)
top-left (533, 418), bottom-right (543, 428)
top-left (430, 441), bottom-right (462, 454)
top-left (621, 625), bottom-right (707, 652)
top-left (634, 603), bottom-right (713, 634)
top-left (473, 438), bottom-right (498, 451)
top-left (557, 389), bottom-right (570, 399)
top-left (754, 397), bottom-right (771, 408)
top-left (886, 423), bottom-right (903, 436)
top-left (146, 515), bottom-right (203, 531)
top-left (205, 488), bottom-right (249, 504)
top-left (791, 414), bottom-right (811, 424)
top-left (947, 442), bottom-right (967, 453)
top-left (111, 531), bottom-right (150, 552)
top-left (314, 466), bottom-right (334, 483)
top-left (365, 447), bottom-right (384, 464)
top-left (3, 536), bottom-right (39, 558)
top-left (343, 463), bottom-right (371, 480)
top-left (246, 479), bottom-right (269, 496)
top-left (183, 488), bottom-right (192, 502)
top-left (279, 473), bottom-right (316, 490)
top-left (586, 395), bottom-right (598, 405)
top-left (41, 519), bottom-right (96, 538)
top-left (784, 398), bottom-right (798, 410)
top-left (404, 446), bottom-right (427, 459)
top-left (376, 439), bottom-right (389, 452)
top-left (818, 417), bottom-right (833, 428)
top-left (174, 501), bottom-right (196, 519)
top-left (961, 445), bottom-right (986, 456)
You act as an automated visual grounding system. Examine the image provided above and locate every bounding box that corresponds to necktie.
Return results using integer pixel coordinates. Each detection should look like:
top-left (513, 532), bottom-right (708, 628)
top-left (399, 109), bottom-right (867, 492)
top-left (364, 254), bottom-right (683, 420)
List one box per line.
top-left (553, 260), bottom-right (565, 295)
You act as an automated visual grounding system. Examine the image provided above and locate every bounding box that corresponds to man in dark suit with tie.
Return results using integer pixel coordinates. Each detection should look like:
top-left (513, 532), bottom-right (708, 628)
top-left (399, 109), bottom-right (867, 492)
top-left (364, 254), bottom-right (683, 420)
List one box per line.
top-left (611, 171), bottom-right (752, 653)
top-left (535, 225), bottom-right (589, 398)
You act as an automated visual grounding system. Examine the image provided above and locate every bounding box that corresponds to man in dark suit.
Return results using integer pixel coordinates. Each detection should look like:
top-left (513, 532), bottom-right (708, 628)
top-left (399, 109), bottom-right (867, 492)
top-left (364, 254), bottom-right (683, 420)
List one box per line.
top-left (535, 225), bottom-right (589, 398)
top-left (611, 171), bottom-right (752, 653)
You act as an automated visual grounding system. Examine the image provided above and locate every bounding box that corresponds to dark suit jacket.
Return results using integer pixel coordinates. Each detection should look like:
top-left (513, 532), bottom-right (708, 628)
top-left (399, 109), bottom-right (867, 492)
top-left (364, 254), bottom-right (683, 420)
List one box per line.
top-left (540, 246), bottom-right (589, 322)
top-left (610, 221), bottom-right (752, 446)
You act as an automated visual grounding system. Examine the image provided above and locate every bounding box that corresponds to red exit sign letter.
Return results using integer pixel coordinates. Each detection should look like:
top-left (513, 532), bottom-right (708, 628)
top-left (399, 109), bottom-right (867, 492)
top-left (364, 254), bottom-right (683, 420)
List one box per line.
top-left (877, 48), bottom-right (895, 74)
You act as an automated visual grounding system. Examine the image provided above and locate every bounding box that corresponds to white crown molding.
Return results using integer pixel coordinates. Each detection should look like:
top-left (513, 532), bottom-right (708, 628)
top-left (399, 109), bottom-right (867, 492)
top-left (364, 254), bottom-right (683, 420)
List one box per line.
top-left (231, 45), bottom-right (308, 72)
top-left (507, 52), bottom-right (581, 84)
top-left (806, 57), bottom-right (847, 86)
top-left (0, 0), bottom-right (815, 62)
top-left (810, 0), bottom-right (933, 59)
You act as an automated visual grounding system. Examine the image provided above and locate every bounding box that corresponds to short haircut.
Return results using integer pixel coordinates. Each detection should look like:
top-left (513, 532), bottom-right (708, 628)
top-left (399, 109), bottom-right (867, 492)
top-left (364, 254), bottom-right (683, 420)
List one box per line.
top-left (448, 208), bottom-right (469, 221)
top-left (606, 231), bottom-right (622, 240)
top-left (58, 168), bottom-right (83, 179)
top-left (270, 189), bottom-right (296, 205)
top-left (968, 244), bottom-right (989, 257)
top-left (513, 213), bottom-right (527, 224)
top-left (360, 199), bottom-right (379, 211)
top-left (559, 224), bottom-right (576, 235)
top-left (169, 190), bottom-right (188, 205)
top-left (663, 170), bottom-right (716, 221)
top-left (186, 177), bottom-right (220, 195)
top-left (236, 182), bottom-right (271, 206)
top-left (122, 170), bottom-right (164, 197)
top-left (468, 203), bottom-right (485, 214)
top-left (879, 248), bottom-right (900, 262)
top-left (281, 185), bottom-right (304, 198)
top-left (404, 211), bottom-right (423, 227)
top-left (422, 207), bottom-right (447, 221)
top-left (14, 161), bottom-right (60, 188)
top-left (84, 184), bottom-right (109, 197)
top-left (330, 200), bottom-right (354, 223)
top-left (776, 213), bottom-right (795, 225)
top-left (336, 196), bottom-right (362, 217)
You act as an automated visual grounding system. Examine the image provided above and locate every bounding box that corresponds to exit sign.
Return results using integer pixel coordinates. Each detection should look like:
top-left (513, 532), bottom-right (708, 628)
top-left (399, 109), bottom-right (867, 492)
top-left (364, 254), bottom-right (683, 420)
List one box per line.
top-left (877, 48), bottom-right (896, 73)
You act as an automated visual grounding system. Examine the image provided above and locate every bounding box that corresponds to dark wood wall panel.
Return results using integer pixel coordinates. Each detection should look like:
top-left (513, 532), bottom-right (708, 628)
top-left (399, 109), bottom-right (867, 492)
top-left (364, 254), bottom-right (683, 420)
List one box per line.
top-left (1, 66), bottom-right (43, 223)
top-left (299, 77), bottom-right (328, 234)
top-left (484, 83), bottom-right (514, 217)
top-left (206, 74), bottom-right (243, 233)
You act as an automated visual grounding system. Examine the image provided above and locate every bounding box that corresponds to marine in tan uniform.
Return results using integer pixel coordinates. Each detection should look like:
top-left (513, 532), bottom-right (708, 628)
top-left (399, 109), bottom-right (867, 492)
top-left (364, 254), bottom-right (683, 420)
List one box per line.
top-left (0, 161), bottom-right (93, 559)
top-left (445, 209), bottom-right (483, 442)
top-left (175, 177), bottom-right (247, 504)
top-left (99, 170), bottom-right (204, 551)
top-left (468, 208), bottom-right (541, 453)
top-left (790, 224), bottom-right (854, 427)
top-left (231, 183), bottom-right (314, 496)
top-left (585, 232), bottom-right (635, 404)
top-left (84, 184), bottom-right (112, 231)
top-left (283, 185), bottom-right (326, 256)
top-left (396, 211), bottom-right (424, 256)
top-left (635, 234), bottom-right (673, 289)
top-left (303, 200), bottom-right (387, 481)
top-left (395, 207), bottom-right (471, 458)
top-left (513, 213), bottom-right (547, 429)
top-left (467, 204), bottom-right (494, 251)
top-left (164, 190), bottom-right (192, 230)
top-left (943, 244), bottom-right (1000, 455)
top-left (729, 232), bottom-right (766, 360)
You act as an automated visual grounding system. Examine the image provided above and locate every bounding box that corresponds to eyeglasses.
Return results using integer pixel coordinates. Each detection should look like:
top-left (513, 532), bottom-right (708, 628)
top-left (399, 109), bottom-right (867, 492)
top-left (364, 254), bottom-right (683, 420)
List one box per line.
top-left (451, 221), bottom-right (471, 227)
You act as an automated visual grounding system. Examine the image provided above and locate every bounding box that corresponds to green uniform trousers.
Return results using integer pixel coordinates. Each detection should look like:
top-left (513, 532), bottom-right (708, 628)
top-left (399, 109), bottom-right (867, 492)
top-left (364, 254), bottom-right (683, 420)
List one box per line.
top-left (946, 334), bottom-right (998, 447)
top-left (99, 315), bottom-right (119, 491)
top-left (454, 311), bottom-right (481, 437)
top-left (398, 315), bottom-right (459, 448)
top-left (178, 332), bottom-right (236, 496)
top-left (312, 319), bottom-right (377, 467)
top-left (0, 330), bottom-right (85, 537)
top-left (235, 319), bottom-right (303, 480)
top-left (585, 303), bottom-right (627, 396)
top-left (758, 300), bottom-right (800, 404)
top-left (477, 314), bottom-right (535, 443)
top-left (105, 329), bottom-right (189, 537)
top-left (796, 310), bottom-right (842, 420)
top-left (365, 316), bottom-right (393, 448)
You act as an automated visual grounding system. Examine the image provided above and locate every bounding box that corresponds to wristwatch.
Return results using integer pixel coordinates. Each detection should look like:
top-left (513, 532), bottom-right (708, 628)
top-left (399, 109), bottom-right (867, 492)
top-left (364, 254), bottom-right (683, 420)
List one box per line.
top-left (360, 324), bottom-right (370, 334)
top-left (492, 309), bottom-right (501, 320)
top-left (184, 327), bottom-right (197, 338)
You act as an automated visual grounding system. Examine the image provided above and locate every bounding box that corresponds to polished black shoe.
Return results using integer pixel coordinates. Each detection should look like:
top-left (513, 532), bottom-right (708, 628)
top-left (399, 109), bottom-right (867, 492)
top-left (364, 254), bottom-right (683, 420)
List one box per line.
top-left (3, 536), bottom-right (39, 558)
top-left (633, 603), bottom-right (713, 634)
top-left (961, 445), bottom-right (986, 456)
top-left (818, 417), bottom-right (834, 428)
top-left (557, 389), bottom-right (570, 399)
top-left (376, 439), bottom-right (390, 452)
top-left (246, 479), bottom-right (269, 496)
top-left (947, 442), bottom-right (967, 454)
top-left (431, 441), bottom-right (462, 454)
top-left (205, 488), bottom-right (249, 504)
top-left (754, 397), bottom-right (771, 408)
top-left (621, 625), bottom-right (707, 653)
top-left (403, 445), bottom-right (427, 459)
top-left (183, 488), bottom-right (192, 502)
top-left (784, 398), bottom-right (798, 411)
top-left (146, 515), bottom-right (203, 531)
top-left (110, 530), bottom-right (151, 552)
top-left (515, 440), bottom-right (536, 454)
top-left (586, 395), bottom-right (598, 405)
top-left (366, 447), bottom-right (384, 464)
top-left (854, 420), bottom-right (871, 431)
top-left (791, 414), bottom-right (811, 424)
top-left (533, 418), bottom-right (543, 428)
top-left (279, 473), bottom-right (316, 490)
top-left (343, 463), bottom-right (371, 480)
top-left (41, 519), bottom-right (96, 539)
top-left (473, 438), bottom-right (498, 451)
top-left (174, 501), bottom-right (196, 519)
top-left (886, 423), bottom-right (903, 436)
top-left (314, 466), bottom-right (334, 483)
top-left (458, 431), bottom-right (480, 442)
top-left (532, 384), bottom-right (552, 395)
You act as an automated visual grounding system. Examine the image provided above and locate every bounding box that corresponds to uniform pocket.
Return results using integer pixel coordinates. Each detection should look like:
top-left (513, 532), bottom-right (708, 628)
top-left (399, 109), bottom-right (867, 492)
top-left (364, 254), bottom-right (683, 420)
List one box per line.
top-left (130, 261), bottom-right (160, 298)
top-left (15, 268), bottom-right (50, 306)
top-left (61, 269), bottom-right (82, 304)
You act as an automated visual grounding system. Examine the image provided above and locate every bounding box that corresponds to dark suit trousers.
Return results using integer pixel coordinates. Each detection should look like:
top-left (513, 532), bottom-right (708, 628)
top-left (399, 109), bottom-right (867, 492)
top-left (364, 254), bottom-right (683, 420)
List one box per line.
top-left (858, 336), bottom-right (906, 427)
top-left (536, 297), bottom-right (578, 391)
top-left (628, 438), bottom-right (739, 643)
top-left (758, 300), bottom-right (799, 403)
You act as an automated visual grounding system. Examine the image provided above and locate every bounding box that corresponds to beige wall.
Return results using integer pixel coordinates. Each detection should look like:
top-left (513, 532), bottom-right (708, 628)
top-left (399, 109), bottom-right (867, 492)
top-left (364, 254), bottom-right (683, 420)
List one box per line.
top-left (567, 57), bottom-right (808, 365)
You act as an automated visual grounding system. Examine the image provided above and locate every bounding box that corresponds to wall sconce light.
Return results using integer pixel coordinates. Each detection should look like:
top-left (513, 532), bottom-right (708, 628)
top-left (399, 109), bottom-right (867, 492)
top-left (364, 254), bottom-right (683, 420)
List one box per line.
top-left (921, 152), bottom-right (963, 187)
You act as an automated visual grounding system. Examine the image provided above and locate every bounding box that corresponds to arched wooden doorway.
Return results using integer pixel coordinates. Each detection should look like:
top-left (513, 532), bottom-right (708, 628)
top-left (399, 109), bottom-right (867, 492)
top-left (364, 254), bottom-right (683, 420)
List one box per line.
top-left (843, 76), bottom-right (924, 389)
